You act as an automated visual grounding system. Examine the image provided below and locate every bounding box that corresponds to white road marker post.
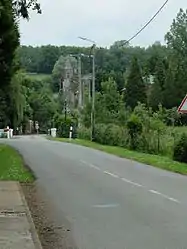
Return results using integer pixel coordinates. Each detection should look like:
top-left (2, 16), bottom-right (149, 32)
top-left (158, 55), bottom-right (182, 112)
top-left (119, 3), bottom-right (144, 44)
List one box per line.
top-left (69, 126), bottom-right (73, 141)
top-left (6, 126), bottom-right (10, 139)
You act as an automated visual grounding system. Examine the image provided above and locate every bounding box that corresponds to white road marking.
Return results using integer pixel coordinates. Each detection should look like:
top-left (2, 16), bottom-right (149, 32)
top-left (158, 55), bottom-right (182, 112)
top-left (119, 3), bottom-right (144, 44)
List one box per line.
top-left (80, 160), bottom-right (88, 165)
top-left (104, 171), bottom-right (119, 178)
top-left (80, 160), bottom-right (181, 204)
top-left (167, 197), bottom-right (180, 203)
top-left (149, 190), bottom-right (161, 195)
top-left (149, 189), bottom-right (180, 203)
top-left (89, 164), bottom-right (101, 171)
top-left (92, 204), bottom-right (119, 208)
top-left (122, 178), bottom-right (143, 187)
top-left (80, 160), bottom-right (101, 171)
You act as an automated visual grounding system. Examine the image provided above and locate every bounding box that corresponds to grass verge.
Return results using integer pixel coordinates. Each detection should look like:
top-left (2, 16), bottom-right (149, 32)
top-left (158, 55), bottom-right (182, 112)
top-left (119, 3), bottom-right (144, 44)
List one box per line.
top-left (49, 137), bottom-right (187, 175)
top-left (0, 144), bottom-right (34, 182)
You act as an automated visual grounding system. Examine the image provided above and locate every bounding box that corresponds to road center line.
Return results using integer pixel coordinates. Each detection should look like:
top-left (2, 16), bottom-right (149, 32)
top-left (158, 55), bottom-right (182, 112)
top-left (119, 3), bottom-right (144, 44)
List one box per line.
top-left (80, 160), bottom-right (88, 165)
top-left (104, 171), bottom-right (119, 178)
top-left (80, 160), bottom-right (101, 171)
top-left (92, 203), bottom-right (119, 208)
top-left (80, 160), bottom-right (181, 204)
top-left (149, 189), bottom-right (180, 203)
top-left (149, 189), bottom-right (161, 195)
top-left (89, 164), bottom-right (101, 171)
top-left (122, 178), bottom-right (143, 187)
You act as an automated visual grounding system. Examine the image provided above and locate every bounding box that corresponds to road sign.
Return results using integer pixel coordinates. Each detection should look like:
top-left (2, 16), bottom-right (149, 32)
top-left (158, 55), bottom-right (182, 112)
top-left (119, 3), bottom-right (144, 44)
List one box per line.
top-left (178, 94), bottom-right (187, 113)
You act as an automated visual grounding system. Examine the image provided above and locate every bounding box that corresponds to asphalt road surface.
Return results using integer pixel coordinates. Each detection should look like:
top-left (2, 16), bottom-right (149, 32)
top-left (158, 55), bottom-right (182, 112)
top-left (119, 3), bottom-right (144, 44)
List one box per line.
top-left (6, 136), bottom-right (187, 249)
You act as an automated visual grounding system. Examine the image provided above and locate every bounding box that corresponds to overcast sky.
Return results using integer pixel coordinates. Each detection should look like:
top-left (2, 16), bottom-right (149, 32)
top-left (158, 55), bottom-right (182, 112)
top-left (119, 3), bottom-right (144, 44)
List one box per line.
top-left (19, 0), bottom-right (186, 48)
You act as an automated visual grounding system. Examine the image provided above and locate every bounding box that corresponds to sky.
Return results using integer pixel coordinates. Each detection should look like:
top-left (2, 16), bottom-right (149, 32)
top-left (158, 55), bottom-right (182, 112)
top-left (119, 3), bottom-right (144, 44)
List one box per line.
top-left (19, 0), bottom-right (186, 48)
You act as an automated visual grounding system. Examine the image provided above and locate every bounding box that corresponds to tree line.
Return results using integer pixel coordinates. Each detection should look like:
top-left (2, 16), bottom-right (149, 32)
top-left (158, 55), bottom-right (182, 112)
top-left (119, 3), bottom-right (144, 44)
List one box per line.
top-left (18, 9), bottom-right (187, 112)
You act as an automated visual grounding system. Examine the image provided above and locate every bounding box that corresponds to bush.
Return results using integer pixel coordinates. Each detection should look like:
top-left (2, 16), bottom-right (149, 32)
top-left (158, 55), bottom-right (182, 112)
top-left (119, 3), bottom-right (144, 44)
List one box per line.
top-left (173, 133), bottom-right (187, 163)
top-left (53, 114), bottom-right (77, 138)
top-left (94, 123), bottom-right (129, 147)
top-left (77, 126), bottom-right (91, 140)
top-left (127, 114), bottom-right (142, 150)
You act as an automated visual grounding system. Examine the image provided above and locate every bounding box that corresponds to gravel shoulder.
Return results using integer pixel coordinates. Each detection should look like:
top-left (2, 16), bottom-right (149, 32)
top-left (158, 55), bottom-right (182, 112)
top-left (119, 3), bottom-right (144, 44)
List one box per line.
top-left (21, 181), bottom-right (77, 249)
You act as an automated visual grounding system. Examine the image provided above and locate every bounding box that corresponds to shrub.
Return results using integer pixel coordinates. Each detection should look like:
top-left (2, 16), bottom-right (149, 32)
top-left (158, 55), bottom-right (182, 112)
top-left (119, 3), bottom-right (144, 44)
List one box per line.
top-left (94, 123), bottom-right (129, 147)
top-left (77, 126), bottom-right (91, 140)
top-left (127, 114), bottom-right (142, 150)
top-left (173, 133), bottom-right (187, 163)
top-left (53, 114), bottom-right (77, 138)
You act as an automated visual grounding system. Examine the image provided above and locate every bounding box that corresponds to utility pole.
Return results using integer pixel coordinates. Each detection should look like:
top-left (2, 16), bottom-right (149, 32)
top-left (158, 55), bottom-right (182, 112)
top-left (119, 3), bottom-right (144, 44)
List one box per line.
top-left (64, 99), bottom-right (67, 122)
top-left (77, 55), bottom-right (82, 108)
top-left (70, 54), bottom-right (82, 128)
top-left (78, 37), bottom-right (96, 141)
top-left (91, 44), bottom-right (96, 141)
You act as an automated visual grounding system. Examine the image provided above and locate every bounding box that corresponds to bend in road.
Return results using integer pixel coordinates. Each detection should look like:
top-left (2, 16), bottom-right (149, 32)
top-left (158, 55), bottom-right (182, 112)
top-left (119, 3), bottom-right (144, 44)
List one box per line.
top-left (4, 136), bottom-right (187, 249)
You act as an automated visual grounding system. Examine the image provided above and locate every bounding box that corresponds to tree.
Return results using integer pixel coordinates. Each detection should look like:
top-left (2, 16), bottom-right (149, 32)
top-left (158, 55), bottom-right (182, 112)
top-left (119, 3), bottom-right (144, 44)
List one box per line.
top-left (0, 0), bottom-right (20, 127)
top-left (19, 74), bottom-right (59, 132)
top-left (29, 89), bottom-right (58, 131)
top-left (125, 57), bottom-right (146, 109)
top-left (82, 78), bottom-right (124, 126)
top-left (165, 9), bottom-right (187, 57)
top-left (9, 72), bottom-right (27, 129)
top-left (163, 8), bottom-right (187, 108)
top-left (149, 58), bottom-right (167, 109)
top-left (13, 0), bottom-right (41, 19)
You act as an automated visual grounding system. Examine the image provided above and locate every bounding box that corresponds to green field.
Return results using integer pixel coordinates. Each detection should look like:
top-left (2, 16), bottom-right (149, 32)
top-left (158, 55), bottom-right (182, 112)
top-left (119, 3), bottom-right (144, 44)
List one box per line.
top-left (26, 73), bottom-right (51, 81)
top-left (0, 144), bottom-right (34, 182)
top-left (49, 137), bottom-right (187, 175)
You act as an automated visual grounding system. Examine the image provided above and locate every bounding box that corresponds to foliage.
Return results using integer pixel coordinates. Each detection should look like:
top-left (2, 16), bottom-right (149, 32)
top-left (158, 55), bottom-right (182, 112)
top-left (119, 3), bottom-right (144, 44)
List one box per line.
top-left (7, 73), bottom-right (60, 132)
top-left (125, 57), bottom-right (146, 109)
top-left (173, 133), bottom-right (187, 163)
top-left (13, 0), bottom-right (41, 19)
top-left (17, 8), bottom-right (187, 121)
top-left (77, 126), bottom-right (91, 140)
top-left (9, 72), bottom-right (26, 129)
top-left (82, 78), bottom-right (126, 128)
top-left (127, 114), bottom-right (142, 150)
top-left (0, 0), bottom-right (20, 128)
top-left (163, 8), bottom-right (187, 109)
top-left (53, 113), bottom-right (77, 138)
top-left (94, 123), bottom-right (129, 147)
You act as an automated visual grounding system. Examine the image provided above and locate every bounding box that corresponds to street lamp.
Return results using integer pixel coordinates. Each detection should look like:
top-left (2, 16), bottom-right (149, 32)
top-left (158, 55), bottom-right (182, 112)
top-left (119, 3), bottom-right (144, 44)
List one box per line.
top-left (78, 36), bottom-right (96, 141)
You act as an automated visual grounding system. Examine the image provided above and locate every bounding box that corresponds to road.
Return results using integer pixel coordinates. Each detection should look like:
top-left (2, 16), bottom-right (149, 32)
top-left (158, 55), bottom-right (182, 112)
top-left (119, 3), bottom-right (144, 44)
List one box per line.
top-left (6, 136), bottom-right (187, 249)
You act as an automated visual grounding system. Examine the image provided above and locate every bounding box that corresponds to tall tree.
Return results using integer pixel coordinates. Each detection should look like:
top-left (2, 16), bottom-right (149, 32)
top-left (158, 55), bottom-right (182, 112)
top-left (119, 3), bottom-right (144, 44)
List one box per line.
top-left (0, 0), bottom-right (20, 127)
top-left (125, 57), bottom-right (146, 109)
top-left (149, 58), bottom-right (167, 109)
top-left (163, 8), bottom-right (187, 108)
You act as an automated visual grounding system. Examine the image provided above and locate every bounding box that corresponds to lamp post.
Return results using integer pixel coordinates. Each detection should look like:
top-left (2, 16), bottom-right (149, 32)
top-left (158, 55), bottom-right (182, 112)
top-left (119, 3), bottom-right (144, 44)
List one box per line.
top-left (78, 36), bottom-right (96, 141)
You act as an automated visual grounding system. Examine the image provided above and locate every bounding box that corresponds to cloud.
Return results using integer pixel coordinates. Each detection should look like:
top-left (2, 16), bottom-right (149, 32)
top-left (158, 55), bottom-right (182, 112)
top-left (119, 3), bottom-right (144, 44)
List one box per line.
top-left (19, 0), bottom-right (187, 47)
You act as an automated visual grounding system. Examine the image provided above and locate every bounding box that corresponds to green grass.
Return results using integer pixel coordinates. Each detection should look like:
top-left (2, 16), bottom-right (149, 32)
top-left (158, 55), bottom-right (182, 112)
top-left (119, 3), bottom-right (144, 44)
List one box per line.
top-left (0, 144), bottom-right (34, 182)
top-left (26, 73), bottom-right (51, 81)
top-left (49, 137), bottom-right (187, 175)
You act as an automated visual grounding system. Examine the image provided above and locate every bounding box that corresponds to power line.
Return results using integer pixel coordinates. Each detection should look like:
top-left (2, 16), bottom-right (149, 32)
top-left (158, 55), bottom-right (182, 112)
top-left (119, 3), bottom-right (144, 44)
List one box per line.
top-left (125, 0), bottom-right (169, 45)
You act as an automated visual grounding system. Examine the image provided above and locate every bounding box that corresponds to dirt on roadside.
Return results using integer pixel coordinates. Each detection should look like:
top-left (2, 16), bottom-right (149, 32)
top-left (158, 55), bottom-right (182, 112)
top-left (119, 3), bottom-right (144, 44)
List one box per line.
top-left (21, 182), bottom-right (77, 249)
